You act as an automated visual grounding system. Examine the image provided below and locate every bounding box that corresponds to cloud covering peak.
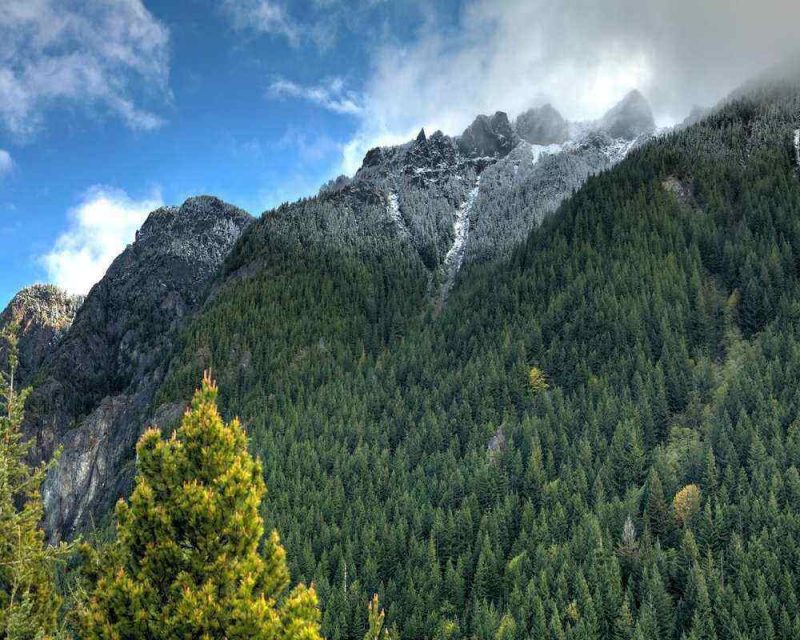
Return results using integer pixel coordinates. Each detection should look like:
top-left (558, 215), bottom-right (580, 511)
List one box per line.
top-left (327, 0), bottom-right (800, 174)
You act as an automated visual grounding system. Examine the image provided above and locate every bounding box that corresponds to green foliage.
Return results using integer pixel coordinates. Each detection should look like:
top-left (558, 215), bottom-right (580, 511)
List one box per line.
top-left (528, 367), bottom-right (549, 393)
top-left (363, 594), bottom-right (396, 640)
top-left (77, 376), bottom-right (322, 640)
top-left (0, 323), bottom-right (65, 639)
top-left (151, 78), bottom-right (800, 639)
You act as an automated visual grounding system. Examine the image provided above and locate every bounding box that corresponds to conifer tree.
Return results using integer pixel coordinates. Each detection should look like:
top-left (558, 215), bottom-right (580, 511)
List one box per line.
top-left (78, 375), bottom-right (322, 640)
top-left (0, 323), bottom-right (63, 639)
top-left (363, 594), bottom-right (396, 640)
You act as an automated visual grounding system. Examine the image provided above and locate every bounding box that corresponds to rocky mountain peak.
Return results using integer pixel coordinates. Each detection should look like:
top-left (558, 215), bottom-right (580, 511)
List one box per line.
top-left (457, 111), bottom-right (517, 158)
top-left (600, 89), bottom-right (655, 139)
top-left (24, 195), bottom-right (252, 540)
top-left (514, 104), bottom-right (569, 145)
top-left (0, 284), bottom-right (82, 387)
top-left (134, 196), bottom-right (251, 263)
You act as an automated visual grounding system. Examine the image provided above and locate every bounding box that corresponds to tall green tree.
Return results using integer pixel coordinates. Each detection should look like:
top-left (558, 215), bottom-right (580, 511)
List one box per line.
top-left (0, 323), bottom-right (63, 639)
top-left (78, 375), bottom-right (322, 640)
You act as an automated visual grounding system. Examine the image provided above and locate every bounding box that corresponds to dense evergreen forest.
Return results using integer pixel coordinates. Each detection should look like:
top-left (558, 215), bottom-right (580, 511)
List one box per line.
top-left (153, 76), bottom-right (800, 640)
top-left (5, 74), bottom-right (800, 639)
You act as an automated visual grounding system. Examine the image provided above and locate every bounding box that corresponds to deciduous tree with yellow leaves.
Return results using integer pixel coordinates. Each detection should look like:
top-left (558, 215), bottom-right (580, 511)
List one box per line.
top-left (77, 374), bottom-right (322, 640)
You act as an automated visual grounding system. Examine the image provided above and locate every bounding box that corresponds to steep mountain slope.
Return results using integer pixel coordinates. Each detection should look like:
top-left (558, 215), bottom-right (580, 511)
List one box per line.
top-left (23, 196), bottom-right (251, 539)
top-left (0, 285), bottom-right (82, 387)
top-left (319, 91), bottom-right (655, 304)
top-left (152, 73), bottom-right (800, 640)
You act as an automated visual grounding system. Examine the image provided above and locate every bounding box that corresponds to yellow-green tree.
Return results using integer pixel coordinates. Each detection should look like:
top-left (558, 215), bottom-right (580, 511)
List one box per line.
top-left (78, 374), bottom-right (322, 640)
top-left (0, 323), bottom-right (63, 639)
top-left (363, 594), bottom-right (396, 640)
top-left (528, 367), bottom-right (549, 393)
top-left (673, 484), bottom-right (702, 527)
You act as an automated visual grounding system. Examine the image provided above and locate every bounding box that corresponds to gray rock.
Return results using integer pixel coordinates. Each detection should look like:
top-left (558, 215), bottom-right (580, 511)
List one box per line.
top-left (0, 285), bottom-right (82, 387)
top-left (514, 104), bottom-right (569, 145)
top-left (600, 90), bottom-right (656, 140)
top-left (24, 196), bottom-right (252, 541)
top-left (457, 112), bottom-right (518, 158)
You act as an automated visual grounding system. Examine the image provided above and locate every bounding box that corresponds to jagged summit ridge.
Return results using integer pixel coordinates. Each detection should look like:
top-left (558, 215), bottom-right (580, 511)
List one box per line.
top-left (457, 112), bottom-right (517, 158)
top-left (336, 89), bottom-right (658, 270)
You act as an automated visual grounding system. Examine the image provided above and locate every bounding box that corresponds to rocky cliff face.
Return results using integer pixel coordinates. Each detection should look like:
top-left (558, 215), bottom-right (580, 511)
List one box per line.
top-left (0, 285), bottom-right (82, 387)
top-left (23, 196), bottom-right (251, 540)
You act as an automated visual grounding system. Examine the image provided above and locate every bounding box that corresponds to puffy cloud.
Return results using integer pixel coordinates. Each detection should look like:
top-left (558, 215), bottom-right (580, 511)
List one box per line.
top-left (42, 187), bottom-right (162, 295)
top-left (0, 0), bottom-right (170, 137)
top-left (0, 150), bottom-right (12, 177)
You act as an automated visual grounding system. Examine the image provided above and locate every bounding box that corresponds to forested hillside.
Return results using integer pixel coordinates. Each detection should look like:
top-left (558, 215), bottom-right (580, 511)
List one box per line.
top-left (154, 74), bottom-right (800, 640)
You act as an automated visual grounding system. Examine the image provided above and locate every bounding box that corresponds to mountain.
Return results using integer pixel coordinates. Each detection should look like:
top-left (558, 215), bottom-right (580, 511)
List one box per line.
top-left (324, 92), bottom-right (656, 277)
top-left (4, 92), bottom-right (655, 545)
top-left (0, 284), bottom-right (82, 387)
top-left (14, 73), bottom-right (800, 639)
top-left (599, 88), bottom-right (656, 139)
top-left (514, 103), bottom-right (569, 145)
top-left (151, 74), bottom-right (800, 639)
top-left (19, 196), bottom-right (251, 539)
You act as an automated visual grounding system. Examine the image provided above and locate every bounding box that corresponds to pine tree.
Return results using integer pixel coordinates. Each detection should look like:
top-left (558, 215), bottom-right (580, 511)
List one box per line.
top-left (78, 375), bottom-right (322, 640)
top-left (0, 322), bottom-right (64, 640)
top-left (363, 594), bottom-right (396, 640)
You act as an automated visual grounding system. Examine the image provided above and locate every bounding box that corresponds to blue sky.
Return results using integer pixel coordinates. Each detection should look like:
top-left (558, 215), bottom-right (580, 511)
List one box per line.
top-left (0, 0), bottom-right (463, 303)
top-left (1, 0), bottom-right (796, 305)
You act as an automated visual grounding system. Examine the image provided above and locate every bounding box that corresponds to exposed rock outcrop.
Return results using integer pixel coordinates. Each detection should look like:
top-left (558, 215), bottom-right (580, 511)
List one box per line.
top-left (0, 285), bottom-right (82, 387)
top-left (457, 112), bottom-right (518, 158)
top-left (24, 196), bottom-right (252, 540)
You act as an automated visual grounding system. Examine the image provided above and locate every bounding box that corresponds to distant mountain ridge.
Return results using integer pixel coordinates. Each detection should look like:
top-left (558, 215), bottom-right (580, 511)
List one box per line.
top-left (0, 285), bottom-right (82, 387)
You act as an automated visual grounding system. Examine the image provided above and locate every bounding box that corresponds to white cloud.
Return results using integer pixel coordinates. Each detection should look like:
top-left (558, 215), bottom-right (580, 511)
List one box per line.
top-left (268, 77), bottom-right (364, 115)
top-left (42, 187), bottom-right (163, 295)
top-left (316, 0), bottom-right (800, 177)
top-left (0, 0), bottom-right (170, 137)
top-left (221, 0), bottom-right (300, 45)
top-left (0, 150), bottom-right (12, 177)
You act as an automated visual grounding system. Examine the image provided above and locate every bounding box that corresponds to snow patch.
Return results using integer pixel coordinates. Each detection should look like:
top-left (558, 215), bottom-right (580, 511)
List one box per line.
top-left (386, 191), bottom-right (410, 237)
top-left (794, 129), bottom-right (800, 168)
top-left (602, 137), bottom-right (638, 163)
top-left (440, 178), bottom-right (481, 303)
top-left (530, 143), bottom-right (562, 165)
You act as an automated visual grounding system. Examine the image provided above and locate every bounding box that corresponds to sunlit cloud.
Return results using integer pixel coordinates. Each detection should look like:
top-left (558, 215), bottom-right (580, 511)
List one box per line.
top-left (42, 187), bottom-right (162, 295)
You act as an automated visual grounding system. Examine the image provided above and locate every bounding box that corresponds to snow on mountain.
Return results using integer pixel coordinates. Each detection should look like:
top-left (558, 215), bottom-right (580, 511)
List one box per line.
top-left (794, 129), bottom-right (800, 168)
top-left (313, 90), bottom-right (660, 297)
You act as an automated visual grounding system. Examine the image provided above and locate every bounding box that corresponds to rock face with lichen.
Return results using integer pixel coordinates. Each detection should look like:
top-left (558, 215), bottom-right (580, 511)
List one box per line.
top-left (0, 285), bottom-right (82, 387)
top-left (21, 196), bottom-right (252, 540)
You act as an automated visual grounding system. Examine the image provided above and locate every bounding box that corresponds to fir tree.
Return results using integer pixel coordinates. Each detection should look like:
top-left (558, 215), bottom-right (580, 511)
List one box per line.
top-left (363, 594), bottom-right (396, 640)
top-left (77, 375), bottom-right (322, 640)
